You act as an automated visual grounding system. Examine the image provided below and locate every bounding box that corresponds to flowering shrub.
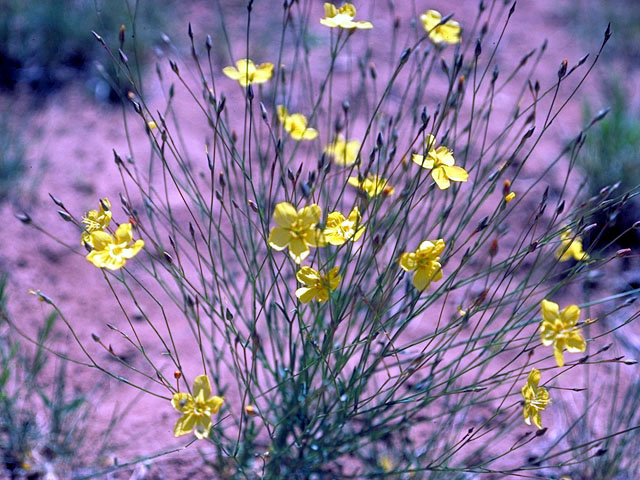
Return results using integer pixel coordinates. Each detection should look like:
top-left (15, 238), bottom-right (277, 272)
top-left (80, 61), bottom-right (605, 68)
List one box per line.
top-left (17, 1), bottom-right (640, 478)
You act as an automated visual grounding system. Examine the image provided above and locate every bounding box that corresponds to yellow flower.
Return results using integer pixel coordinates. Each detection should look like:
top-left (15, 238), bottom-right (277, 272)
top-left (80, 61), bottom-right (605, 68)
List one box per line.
top-left (85, 223), bottom-right (144, 270)
top-left (521, 368), bottom-right (551, 429)
top-left (172, 374), bottom-right (224, 439)
top-left (540, 299), bottom-right (587, 367)
top-left (399, 239), bottom-right (445, 291)
top-left (295, 266), bottom-right (341, 303)
top-left (325, 135), bottom-right (360, 166)
top-left (268, 202), bottom-right (327, 263)
top-left (505, 191), bottom-right (516, 202)
top-left (420, 10), bottom-right (461, 45)
top-left (323, 207), bottom-right (365, 245)
top-left (81, 198), bottom-right (112, 246)
top-left (277, 106), bottom-right (318, 141)
top-left (412, 135), bottom-right (469, 190)
top-left (347, 174), bottom-right (394, 198)
top-left (555, 229), bottom-right (589, 262)
top-left (320, 2), bottom-right (373, 30)
top-left (222, 58), bottom-right (273, 87)
top-left (379, 455), bottom-right (393, 473)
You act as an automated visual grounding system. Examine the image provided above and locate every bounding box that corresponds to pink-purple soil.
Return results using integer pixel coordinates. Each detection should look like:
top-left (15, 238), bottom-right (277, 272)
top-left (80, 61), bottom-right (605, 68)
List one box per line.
top-left (1, 0), bottom-right (638, 478)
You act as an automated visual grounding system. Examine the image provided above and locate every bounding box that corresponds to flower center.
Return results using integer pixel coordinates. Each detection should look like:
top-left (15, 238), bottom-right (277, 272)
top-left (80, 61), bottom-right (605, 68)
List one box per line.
top-left (530, 396), bottom-right (548, 410)
top-left (289, 220), bottom-right (308, 239)
top-left (337, 223), bottom-right (351, 237)
top-left (416, 252), bottom-right (438, 269)
top-left (108, 242), bottom-right (127, 259)
top-left (193, 399), bottom-right (210, 417)
top-left (432, 155), bottom-right (446, 168)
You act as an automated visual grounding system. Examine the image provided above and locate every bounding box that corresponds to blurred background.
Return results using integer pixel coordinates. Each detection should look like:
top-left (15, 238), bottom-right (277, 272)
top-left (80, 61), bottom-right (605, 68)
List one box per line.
top-left (1, 0), bottom-right (638, 246)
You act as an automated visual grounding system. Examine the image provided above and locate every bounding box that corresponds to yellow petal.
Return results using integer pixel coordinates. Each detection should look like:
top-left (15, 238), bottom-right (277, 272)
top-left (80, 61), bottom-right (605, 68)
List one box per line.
top-left (296, 266), bottom-right (320, 286)
top-left (287, 113), bottom-right (307, 130)
top-left (412, 153), bottom-right (434, 169)
top-left (193, 374), bottom-right (212, 399)
top-left (89, 230), bottom-right (112, 250)
top-left (424, 134), bottom-right (436, 150)
top-left (439, 22), bottom-right (461, 44)
top-left (347, 177), bottom-right (361, 188)
top-left (421, 10), bottom-right (442, 31)
top-left (277, 105), bottom-right (288, 123)
top-left (564, 332), bottom-right (586, 353)
top-left (348, 207), bottom-right (361, 223)
top-left (301, 127), bottom-right (318, 140)
top-left (315, 286), bottom-right (330, 302)
top-left (324, 228), bottom-right (347, 246)
top-left (523, 404), bottom-right (531, 422)
top-left (345, 140), bottom-right (360, 163)
top-left (399, 252), bottom-right (416, 272)
top-left (412, 262), bottom-right (442, 291)
top-left (560, 304), bottom-right (580, 327)
top-left (222, 66), bottom-right (241, 80)
top-left (323, 2), bottom-right (337, 17)
top-left (354, 20), bottom-right (373, 29)
top-left (320, 17), bottom-right (339, 28)
top-left (435, 147), bottom-right (455, 166)
top-left (193, 416), bottom-right (213, 440)
top-left (253, 63), bottom-right (274, 83)
top-left (338, 3), bottom-right (356, 16)
top-left (536, 387), bottom-right (550, 404)
top-left (289, 130), bottom-right (303, 140)
top-left (556, 244), bottom-right (573, 262)
top-left (418, 240), bottom-right (435, 252)
top-left (289, 237), bottom-right (310, 264)
top-left (235, 59), bottom-right (253, 73)
top-left (432, 167), bottom-right (451, 190)
top-left (171, 392), bottom-right (193, 413)
top-left (122, 239), bottom-right (144, 260)
top-left (412, 269), bottom-right (431, 292)
top-left (299, 204), bottom-right (321, 227)
top-left (442, 165), bottom-right (469, 182)
top-left (421, 10), bottom-right (461, 45)
top-left (352, 225), bottom-right (366, 242)
top-left (327, 267), bottom-right (342, 290)
top-left (296, 286), bottom-right (317, 303)
top-left (326, 211), bottom-right (346, 227)
top-left (553, 345), bottom-right (565, 367)
top-left (206, 395), bottom-right (224, 414)
top-left (432, 239), bottom-right (446, 256)
top-left (430, 263), bottom-right (443, 282)
top-left (268, 227), bottom-right (290, 250)
top-left (114, 223), bottom-right (134, 244)
top-left (273, 202), bottom-right (298, 227)
top-left (531, 411), bottom-right (543, 430)
top-left (174, 413), bottom-right (197, 437)
top-left (541, 299), bottom-right (560, 323)
top-left (571, 243), bottom-right (589, 261)
top-left (539, 322), bottom-right (556, 346)
top-left (86, 249), bottom-right (125, 270)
